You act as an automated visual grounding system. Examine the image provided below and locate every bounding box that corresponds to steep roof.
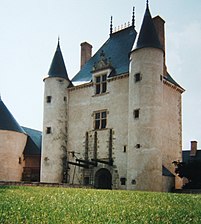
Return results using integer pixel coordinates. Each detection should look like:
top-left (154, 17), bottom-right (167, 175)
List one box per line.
top-left (72, 26), bottom-right (137, 84)
top-left (23, 127), bottom-right (41, 155)
top-left (48, 41), bottom-right (70, 81)
top-left (162, 165), bottom-right (175, 177)
top-left (164, 72), bottom-right (184, 91)
top-left (0, 98), bottom-right (25, 134)
top-left (183, 150), bottom-right (201, 163)
top-left (133, 4), bottom-right (162, 51)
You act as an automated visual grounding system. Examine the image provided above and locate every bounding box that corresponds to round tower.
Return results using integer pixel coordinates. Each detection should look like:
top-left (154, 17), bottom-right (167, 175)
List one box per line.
top-left (41, 40), bottom-right (71, 183)
top-left (127, 3), bottom-right (164, 191)
top-left (0, 97), bottom-right (27, 181)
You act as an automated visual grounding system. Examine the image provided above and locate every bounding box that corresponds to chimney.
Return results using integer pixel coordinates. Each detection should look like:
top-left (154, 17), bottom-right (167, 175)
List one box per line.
top-left (153, 16), bottom-right (167, 76)
top-left (190, 141), bottom-right (197, 157)
top-left (80, 42), bottom-right (92, 69)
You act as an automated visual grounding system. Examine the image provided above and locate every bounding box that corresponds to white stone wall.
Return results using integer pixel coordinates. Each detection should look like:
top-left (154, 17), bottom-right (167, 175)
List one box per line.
top-left (41, 77), bottom-right (68, 183)
top-left (127, 48), bottom-right (164, 191)
top-left (0, 130), bottom-right (27, 181)
top-left (162, 83), bottom-right (183, 189)
top-left (68, 75), bottom-right (129, 189)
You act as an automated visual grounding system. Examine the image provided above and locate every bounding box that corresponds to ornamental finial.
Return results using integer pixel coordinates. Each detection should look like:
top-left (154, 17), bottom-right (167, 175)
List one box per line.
top-left (132, 7), bottom-right (135, 28)
top-left (110, 16), bottom-right (113, 35)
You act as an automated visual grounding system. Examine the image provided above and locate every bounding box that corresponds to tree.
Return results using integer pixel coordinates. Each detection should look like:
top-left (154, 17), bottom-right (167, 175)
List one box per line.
top-left (173, 160), bottom-right (201, 189)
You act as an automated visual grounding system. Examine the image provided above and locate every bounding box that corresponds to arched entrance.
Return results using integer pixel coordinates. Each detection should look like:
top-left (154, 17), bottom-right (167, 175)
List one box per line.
top-left (94, 168), bottom-right (112, 189)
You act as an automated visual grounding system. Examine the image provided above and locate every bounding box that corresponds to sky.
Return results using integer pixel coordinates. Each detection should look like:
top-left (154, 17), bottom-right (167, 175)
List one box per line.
top-left (0, 0), bottom-right (201, 149)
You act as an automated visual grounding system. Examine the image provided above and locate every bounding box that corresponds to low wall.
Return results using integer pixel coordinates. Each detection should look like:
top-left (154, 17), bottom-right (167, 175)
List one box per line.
top-left (0, 181), bottom-right (93, 189)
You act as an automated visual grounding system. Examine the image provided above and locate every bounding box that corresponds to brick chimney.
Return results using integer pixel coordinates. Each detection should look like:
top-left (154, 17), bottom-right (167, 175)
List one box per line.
top-left (190, 141), bottom-right (197, 157)
top-left (153, 16), bottom-right (167, 76)
top-left (80, 42), bottom-right (92, 69)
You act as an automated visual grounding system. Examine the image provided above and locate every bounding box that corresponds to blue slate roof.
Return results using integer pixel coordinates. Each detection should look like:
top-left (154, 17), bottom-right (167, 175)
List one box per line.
top-left (72, 26), bottom-right (137, 83)
top-left (164, 72), bottom-right (184, 90)
top-left (0, 98), bottom-right (25, 134)
top-left (48, 41), bottom-right (70, 81)
top-left (22, 127), bottom-right (42, 155)
top-left (183, 150), bottom-right (201, 163)
top-left (133, 4), bottom-right (162, 51)
top-left (162, 165), bottom-right (175, 177)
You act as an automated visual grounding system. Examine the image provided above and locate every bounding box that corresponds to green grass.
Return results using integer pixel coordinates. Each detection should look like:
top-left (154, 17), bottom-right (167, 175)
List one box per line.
top-left (0, 186), bottom-right (201, 223)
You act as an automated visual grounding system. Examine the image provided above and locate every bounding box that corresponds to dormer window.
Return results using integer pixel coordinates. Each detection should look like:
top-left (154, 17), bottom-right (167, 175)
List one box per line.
top-left (95, 74), bottom-right (107, 94)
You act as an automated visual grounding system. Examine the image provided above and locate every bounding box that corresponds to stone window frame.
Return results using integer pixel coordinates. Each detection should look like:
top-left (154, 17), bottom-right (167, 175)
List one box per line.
top-left (95, 73), bottom-right (107, 95)
top-left (93, 110), bottom-right (107, 130)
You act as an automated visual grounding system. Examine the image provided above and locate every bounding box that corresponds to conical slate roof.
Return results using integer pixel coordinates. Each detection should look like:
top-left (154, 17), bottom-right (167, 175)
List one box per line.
top-left (134, 4), bottom-right (162, 51)
top-left (0, 98), bottom-right (25, 134)
top-left (48, 41), bottom-right (70, 80)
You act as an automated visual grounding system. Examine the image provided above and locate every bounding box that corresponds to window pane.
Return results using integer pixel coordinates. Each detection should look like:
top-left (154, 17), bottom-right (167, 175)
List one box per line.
top-left (101, 119), bottom-right (106, 129)
top-left (102, 74), bottom-right (107, 81)
top-left (95, 120), bottom-right (100, 129)
top-left (102, 82), bottom-right (107, 93)
top-left (96, 84), bottom-right (100, 94)
top-left (96, 76), bottom-right (101, 83)
top-left (101, 111), bottom-right (106, 118)
top-left (95, 113), bottom-right (100, 119)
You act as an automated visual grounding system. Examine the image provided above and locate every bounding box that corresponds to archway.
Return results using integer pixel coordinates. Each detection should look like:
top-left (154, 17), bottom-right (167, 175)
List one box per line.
top-left (94, 168), bottom-right (112, 189)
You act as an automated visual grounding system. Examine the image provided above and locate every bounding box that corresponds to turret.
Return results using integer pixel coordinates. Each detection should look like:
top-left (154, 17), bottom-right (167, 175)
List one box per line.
top-left (0, 97), bottom-right (27, 181)
top-left (41, 40), bottom-right (70, 183)
top-left (127, 2), bottom-right (164, 191)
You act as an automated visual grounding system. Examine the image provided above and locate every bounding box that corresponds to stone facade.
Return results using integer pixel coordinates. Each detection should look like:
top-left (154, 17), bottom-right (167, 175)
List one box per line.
top-left (0, 130), bottom-right (27, 181)
top-left (41, 4), bottom-right (184, 191)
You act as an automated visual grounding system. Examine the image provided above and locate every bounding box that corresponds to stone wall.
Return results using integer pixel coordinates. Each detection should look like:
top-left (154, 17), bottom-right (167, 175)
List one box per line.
top-left (0, 130), bottom-right (27, 181)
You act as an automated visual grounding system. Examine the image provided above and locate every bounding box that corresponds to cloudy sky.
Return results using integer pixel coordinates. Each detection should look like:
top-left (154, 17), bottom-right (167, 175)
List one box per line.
top-left (0, 0), bottom-right (201, 149)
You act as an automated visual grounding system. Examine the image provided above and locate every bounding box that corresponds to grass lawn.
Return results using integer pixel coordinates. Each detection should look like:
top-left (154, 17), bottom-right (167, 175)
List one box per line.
top-left (0, 186), bottom-right (201, 223)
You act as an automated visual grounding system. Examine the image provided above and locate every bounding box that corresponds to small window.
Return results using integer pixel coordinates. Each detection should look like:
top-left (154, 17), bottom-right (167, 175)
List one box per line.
top-left (134, 109), bottom-right (140, 119)
top-left (94, 110), bottom-right (107, 130)
top-left (95, 74), bottom-right (107, 94)
top-left (46, 96), bottom-right (52, 103)
top-left (131, 179), bottom-right (136, 185)
top-left (134, 73), bottom-right (141, 82)
top-left (123, 145), bottom-right (127, 153)
top-left (136, 144), bottom-right (141, 149)
top-left (46, 127), bottom-right (51, 134)
top-left (120, 177), bottom-right (126, 185)
top-left (64, 96), bottom-right (67, 101)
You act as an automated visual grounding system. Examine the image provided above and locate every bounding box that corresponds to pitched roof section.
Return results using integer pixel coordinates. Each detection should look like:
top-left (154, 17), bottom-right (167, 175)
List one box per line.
top-left (72, 26), bottom-right (137, 84)
top-left (23, 127), bottom-right (42, 155)
top-left (0, 98), bottom-right (26, 134)
top-left (183, 150), bottom-right (201, 163)
top-left (48, 41), bottom-right (70, 81)
top-left (133, 4), bottom-right (162, 51)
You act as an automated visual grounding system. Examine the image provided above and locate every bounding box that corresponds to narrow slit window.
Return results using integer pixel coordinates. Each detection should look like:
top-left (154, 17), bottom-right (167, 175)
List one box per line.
top-left (134, 109), bottom-right (140, 119)
top-left (46, 127), bottom-right (52, 134)
top-left (46, 96), bottom-right (52, 103)
top-left (135, 73), bottom-right (141, 82)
